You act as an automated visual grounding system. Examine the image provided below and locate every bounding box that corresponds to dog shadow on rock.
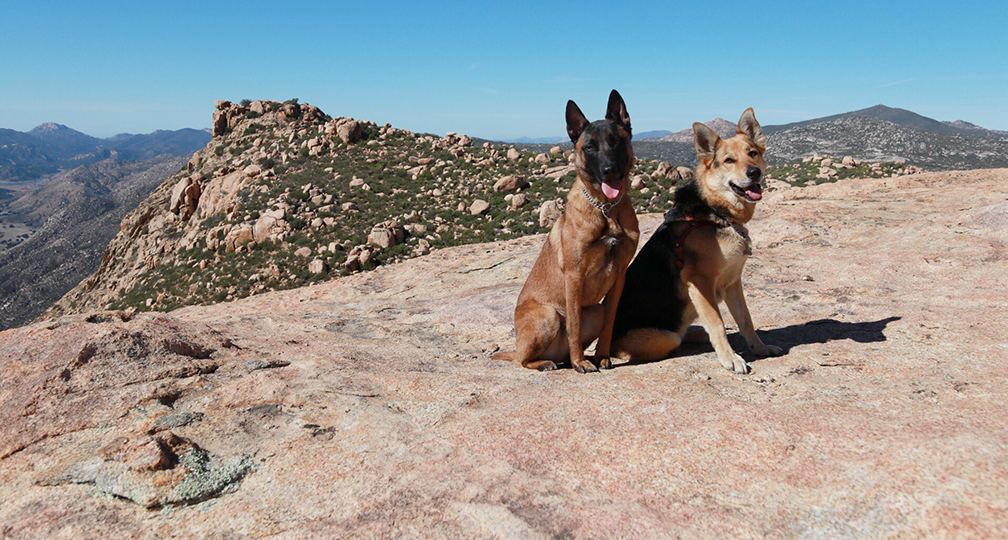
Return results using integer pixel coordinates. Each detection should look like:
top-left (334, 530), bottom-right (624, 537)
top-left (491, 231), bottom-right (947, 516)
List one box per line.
top-left (620, 316), bottom-right (901, 367)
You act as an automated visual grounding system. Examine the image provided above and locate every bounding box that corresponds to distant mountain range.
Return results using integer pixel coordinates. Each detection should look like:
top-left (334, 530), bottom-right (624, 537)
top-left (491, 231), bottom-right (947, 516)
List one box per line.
top-left (505, 105), bottom-right (1008, 170)
top-left (506, 105), bottom-right (1008, 144)
top-left (0, 123), bottom-right (209, 183)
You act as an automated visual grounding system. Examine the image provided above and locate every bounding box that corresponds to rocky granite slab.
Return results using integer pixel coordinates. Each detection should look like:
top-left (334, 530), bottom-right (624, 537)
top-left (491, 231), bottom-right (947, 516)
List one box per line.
top-left (1, 169), bottom-right (1006, 538)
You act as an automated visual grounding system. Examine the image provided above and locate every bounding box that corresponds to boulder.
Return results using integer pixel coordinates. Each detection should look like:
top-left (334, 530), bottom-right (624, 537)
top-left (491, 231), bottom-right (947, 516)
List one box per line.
top-left (656, 162), bottom-right (673, 177)
top-left (507, 148), bottom-right (521, 161)
top-left (278, 102), bottom-right (301, 122)
top-left (539, 199), bottom-right (562, 228)
top-left (224, 225), bottom-right (255, 252)
top-left (332, 119), bottom-right (363, 144)
top-left (470, 200), bottom-right (490, 215)
top-left (493, 175), bottom-right (529, 193)
top-left (308, 259), bottom-right (327, 274)
top-left (368, 221), bottom-right (406, 248)
top-left (252, 210), bottom-right (288, 243)
top-left (676, 167), bottom-right (694, 180)
top-left (169, 176), bottom-right (201, 219)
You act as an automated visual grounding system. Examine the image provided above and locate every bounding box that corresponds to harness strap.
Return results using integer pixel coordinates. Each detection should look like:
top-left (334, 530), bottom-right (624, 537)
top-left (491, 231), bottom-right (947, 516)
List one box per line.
top-left (672, 213), bottom-right (718, 270)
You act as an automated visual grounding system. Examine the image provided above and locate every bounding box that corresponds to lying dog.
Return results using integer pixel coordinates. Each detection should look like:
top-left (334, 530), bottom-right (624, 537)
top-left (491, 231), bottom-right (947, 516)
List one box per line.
top-left (495, 90), bottom-right (639, 372)
top-left (611, 108), bottom-right (782, 373)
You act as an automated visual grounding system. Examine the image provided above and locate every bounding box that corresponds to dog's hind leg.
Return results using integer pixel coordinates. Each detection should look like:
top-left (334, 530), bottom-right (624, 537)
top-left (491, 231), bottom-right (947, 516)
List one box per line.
top-left (612, 327), bottom-right (683, 363)
top-left (514, 302), bottom-right (564, 371)
top-left (534, 304), bottom-right (604, 369)
top-left (683, 326), bottom-right (709, 343)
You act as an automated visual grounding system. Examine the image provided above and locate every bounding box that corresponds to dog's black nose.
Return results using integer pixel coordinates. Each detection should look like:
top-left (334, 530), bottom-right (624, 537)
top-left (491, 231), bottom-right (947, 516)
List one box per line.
top-left (602, 164), bottom-right (618, 176)
top-left (746, 166), bottom-right (762, 181)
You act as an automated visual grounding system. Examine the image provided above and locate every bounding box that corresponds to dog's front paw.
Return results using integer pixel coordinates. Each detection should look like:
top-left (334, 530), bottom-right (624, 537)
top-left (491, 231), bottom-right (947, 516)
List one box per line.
top-left (598, 356), bottom-right (613, 370)
top-left (720, 352), bottom-right (749, 374)
top-left (753, 343), bottom-right (783, 357)
top-left (572, 359), bottom-right (599, 373)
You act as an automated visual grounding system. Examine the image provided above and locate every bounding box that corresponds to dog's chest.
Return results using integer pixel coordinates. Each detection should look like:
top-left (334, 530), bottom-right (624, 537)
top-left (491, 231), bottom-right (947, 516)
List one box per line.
top-left (579, 222), bottom-right (635, 300)
top-left (713, 224), bottom-right (753, 285)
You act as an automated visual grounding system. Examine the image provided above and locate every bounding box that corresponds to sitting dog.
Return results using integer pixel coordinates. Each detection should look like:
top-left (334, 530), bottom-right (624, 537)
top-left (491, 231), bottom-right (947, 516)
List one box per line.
top-left (495, 90), bottom-right (639, 372)
top-left (611, 108), bottom-right (782, 373)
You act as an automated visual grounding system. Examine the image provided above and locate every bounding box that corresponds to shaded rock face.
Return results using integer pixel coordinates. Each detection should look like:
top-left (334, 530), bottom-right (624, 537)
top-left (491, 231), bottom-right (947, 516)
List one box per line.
top-left (2, 170), bottom-right (1007, 537)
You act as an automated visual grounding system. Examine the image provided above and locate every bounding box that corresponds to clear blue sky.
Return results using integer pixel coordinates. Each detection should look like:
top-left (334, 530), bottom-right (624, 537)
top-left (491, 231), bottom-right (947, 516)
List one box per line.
top-left (2, 1), bottom-right (1006, 139)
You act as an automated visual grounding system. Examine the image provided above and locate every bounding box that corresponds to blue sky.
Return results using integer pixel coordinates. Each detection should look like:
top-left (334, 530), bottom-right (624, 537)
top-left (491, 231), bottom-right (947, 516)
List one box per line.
top-left (2, 1), bottom-right (1006, 139)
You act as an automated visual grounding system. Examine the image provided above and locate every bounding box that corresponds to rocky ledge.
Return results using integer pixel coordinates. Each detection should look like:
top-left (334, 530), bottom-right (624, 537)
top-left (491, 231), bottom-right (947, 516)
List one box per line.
top-left (1, 169), bottom-right (1006, 538)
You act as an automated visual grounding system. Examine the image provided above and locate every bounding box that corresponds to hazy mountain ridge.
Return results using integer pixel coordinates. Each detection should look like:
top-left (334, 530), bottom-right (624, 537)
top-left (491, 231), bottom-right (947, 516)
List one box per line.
top-left (0, 123), bottom-right (210, 182)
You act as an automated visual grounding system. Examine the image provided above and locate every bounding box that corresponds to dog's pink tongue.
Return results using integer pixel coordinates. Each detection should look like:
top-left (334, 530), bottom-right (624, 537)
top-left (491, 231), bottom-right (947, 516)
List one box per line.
top-left (745, 183), bottom-right (763, 201)
top-left (602, 178), bottom-right (621, 200)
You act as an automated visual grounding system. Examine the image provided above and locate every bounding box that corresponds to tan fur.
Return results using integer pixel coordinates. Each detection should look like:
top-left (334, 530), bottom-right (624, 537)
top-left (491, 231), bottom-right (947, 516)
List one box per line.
top-left (495, 118), bottom-right (639, 372)
top-left (612, 108), bottom-right (781, 373)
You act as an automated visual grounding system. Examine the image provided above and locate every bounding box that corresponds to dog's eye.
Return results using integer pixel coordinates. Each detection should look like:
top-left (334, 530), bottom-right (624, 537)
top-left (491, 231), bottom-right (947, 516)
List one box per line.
top-left (748, 150), bottom-right (758, 158)
top-left (724, 157), bottom-right (736, 164)
top-left (584, 142), bottom-right (597, 152)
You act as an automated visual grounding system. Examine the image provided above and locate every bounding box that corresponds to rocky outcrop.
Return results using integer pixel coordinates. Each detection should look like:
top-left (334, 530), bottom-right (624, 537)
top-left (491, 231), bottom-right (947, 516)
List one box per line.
top-left (367, 220), bottom-right (406, 248)
top-left (168, 174), bottom-right (201, 219)
top-left (3, 169), bottom-right (1007, 537)
top-left (39, 97), bottom-right (695, 322)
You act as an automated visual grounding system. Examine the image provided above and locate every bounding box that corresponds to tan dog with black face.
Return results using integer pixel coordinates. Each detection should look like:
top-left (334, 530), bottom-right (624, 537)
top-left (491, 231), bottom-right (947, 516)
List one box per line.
top-left (495, 90), bottom-right (639, 373)
top-left (611, 108), bottom-right (782, 374)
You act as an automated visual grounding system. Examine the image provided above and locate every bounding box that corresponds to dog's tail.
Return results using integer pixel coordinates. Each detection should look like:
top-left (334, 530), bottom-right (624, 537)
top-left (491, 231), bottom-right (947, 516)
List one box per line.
top-left (493, 350), bottom-right (517, 363)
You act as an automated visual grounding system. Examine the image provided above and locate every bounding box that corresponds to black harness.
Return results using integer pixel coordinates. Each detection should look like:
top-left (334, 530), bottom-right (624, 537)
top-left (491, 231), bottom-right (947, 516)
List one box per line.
top-left (670, 213), bottom-right (719, 270)
top-left (664, 181), bottom-right (733, 270)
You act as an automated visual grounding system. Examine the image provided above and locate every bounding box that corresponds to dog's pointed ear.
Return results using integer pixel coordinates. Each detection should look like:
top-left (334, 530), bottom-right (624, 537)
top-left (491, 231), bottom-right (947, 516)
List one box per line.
top-left (566, 100), bottom-right (590, 144)
top-left (737, 107), bottom-right (766, 150)
top-left (693, 122), bottom-right (720, 162)
top-left (605, 89), bottom-right (631, 135)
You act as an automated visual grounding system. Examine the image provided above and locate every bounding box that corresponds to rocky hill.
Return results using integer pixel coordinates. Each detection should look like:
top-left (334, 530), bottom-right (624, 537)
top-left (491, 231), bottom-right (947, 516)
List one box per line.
top-left (761, 104), bottom-right (997, 136)
top-left (658, 117), bottom-right (737, 143)
top-left (630, 105), bottom-right (1008, 171)
top-left (43, 99), bottom-right (707, 319)
top-left (0, 155), bottom-right (187, 330)
top-left (1, 168), bottom-right (1005, 537)
top-left (765, 116), bottom-right (1008, 169)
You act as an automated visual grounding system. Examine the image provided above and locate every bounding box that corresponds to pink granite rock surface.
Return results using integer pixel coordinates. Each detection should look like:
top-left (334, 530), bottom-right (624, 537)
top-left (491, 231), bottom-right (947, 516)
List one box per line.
top-left (1, 170), bottom-right (1006, 538)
